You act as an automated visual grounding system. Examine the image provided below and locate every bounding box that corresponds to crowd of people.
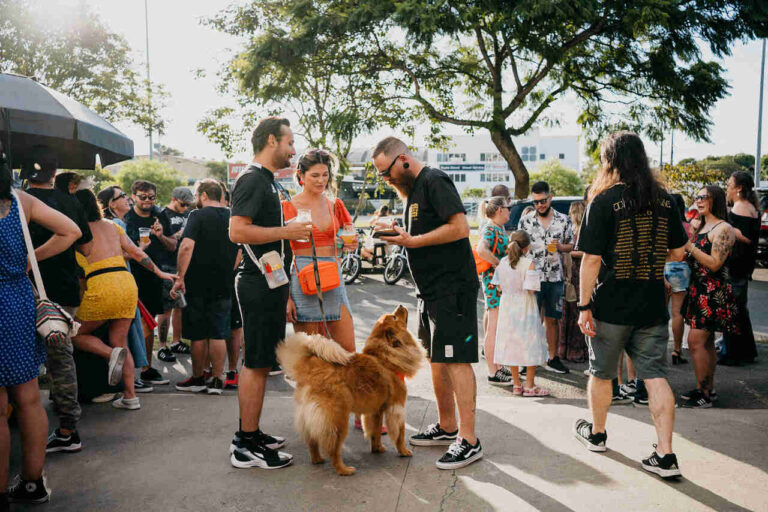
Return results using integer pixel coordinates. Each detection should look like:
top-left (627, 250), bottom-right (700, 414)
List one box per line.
top-left (0, 118), bottom-right (762, 506)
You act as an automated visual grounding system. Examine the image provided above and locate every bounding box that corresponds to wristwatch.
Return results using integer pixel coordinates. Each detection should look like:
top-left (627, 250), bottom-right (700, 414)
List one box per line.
top-left (576, 302), bottom-right (592, 312)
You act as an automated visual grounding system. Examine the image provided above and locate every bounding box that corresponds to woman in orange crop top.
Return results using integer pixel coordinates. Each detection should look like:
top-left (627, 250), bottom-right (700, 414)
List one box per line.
top-left (283, 149), bottom-right (358, 353)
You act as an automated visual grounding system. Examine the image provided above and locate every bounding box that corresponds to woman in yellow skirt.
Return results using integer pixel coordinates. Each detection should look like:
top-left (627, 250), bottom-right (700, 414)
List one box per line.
top-left (72, 190), bottom-right (176, 410)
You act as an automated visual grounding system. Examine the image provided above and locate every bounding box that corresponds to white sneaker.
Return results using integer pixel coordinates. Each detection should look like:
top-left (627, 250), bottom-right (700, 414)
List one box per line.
top-left (111, 396), bottom-right (140, 410)
top-left (91, 393), bottom-right (117, 404)
top-left (107, 347), bottom-right (127, 386)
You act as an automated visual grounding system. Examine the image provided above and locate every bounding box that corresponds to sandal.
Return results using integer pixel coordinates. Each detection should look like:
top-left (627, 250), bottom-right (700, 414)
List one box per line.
top-left (523, 386), bottom-right (550, 397)
top-left (671, 350), bottom-right (688, 365)
top-left (512, 385), bottom-right (523, 396)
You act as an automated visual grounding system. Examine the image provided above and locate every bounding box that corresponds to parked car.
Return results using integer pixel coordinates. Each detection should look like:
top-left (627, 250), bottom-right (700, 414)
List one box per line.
top-left (503, 196), bottom-right (584, 231)
top-left (757, 188), bottom-right (768, 267)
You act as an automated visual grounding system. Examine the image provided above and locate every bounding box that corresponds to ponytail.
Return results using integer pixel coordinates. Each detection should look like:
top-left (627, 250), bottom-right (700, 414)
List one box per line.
top-left (506, 230), bottom-right (531, 268)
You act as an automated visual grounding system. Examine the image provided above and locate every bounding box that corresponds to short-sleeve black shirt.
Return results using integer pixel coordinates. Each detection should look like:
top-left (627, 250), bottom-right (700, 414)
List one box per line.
top-left (161, 206), bottom-right (188, 267)
top-left (124, 206), bottom-right (172, 264)
top-left (230, 165), bottom-right (287, 275)
top-left (27, 188), bottom-right (93, 307)
top-left (180, 206), bottom-right (238, 298)
top-left (577, 185), bottom-right (688, 326)
top-left (404, 167), bottom-right (477, 300)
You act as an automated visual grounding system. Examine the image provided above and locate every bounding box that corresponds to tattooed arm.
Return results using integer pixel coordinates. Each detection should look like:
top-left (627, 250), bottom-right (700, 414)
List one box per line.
top-left (119, 231), bottom-right (178, 282)
top-left (685, 223), bottom-right (735, 272)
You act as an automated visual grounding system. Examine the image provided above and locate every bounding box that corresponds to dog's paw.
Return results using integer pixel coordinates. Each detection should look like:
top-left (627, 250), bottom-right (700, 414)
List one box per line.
top-left (371, 444), bottom-right (387, 454)
top-left (398, 448), bottom-right (413, 457)
top-left (336, 465), bottom-right (356, 476)
top-left (311, 456), bottom-right (326, 464)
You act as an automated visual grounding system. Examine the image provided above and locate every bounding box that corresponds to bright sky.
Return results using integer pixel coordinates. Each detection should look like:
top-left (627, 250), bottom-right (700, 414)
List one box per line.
top-left (88, 0), bottom-right (768, 167)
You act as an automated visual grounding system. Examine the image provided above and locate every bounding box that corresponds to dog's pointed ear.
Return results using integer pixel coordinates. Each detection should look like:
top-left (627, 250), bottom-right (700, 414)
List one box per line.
top-left (393, 305), bottom-right (408, 324)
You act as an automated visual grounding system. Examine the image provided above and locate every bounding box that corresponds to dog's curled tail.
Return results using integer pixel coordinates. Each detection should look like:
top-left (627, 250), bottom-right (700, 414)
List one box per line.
top-left (277, 332), bottom-right (352, 375)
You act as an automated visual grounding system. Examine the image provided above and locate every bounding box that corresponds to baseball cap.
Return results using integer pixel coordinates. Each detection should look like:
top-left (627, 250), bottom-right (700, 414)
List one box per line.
top-left (19, 145), bottom-right (58, 182)
top-left (171, 187), bottom-right (194, 204)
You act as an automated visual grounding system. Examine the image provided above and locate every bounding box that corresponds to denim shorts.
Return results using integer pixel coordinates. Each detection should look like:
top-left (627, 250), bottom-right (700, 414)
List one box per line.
top-left (664, 262), bottom-right (691, 293)
top-left (587, 320), bottom-right (668, 380)
top-left (536, 280), bottom-right (564, 320)
top-left (289, 256), bottom-right (351, 322)
top-left (181, 295), bottom-right (231, 341)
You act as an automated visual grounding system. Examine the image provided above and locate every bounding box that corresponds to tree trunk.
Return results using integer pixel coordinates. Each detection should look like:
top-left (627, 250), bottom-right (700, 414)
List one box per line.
top-left (490, 129), bottom-right (529, 199)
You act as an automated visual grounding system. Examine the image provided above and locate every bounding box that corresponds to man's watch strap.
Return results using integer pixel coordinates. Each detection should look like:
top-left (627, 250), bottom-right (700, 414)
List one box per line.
top-left (576, 302), bottom-right (593, 312)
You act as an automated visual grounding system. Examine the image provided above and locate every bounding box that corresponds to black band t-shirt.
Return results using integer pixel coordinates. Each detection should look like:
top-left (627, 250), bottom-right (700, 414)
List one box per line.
top-left (404, 167), bottom-right (477, 300)
top-left (27, 188), bottom-right (93, 307)
top-left (230, 165), bottom-right (288, 276)
top-left (180, 206), bottom-right (238, 298)
top-left (577, 184), bottom-right (688, 326)
top-left (161, 206), bottom-right (188, 268)
top-left (125, 205), bottom-right (172, 287)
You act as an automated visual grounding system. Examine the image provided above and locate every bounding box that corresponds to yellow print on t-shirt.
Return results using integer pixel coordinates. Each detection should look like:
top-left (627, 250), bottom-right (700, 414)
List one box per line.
top-left (409, 203), bottom-right (419, 222)
top-left (614, 206), bottom-right (667, 281)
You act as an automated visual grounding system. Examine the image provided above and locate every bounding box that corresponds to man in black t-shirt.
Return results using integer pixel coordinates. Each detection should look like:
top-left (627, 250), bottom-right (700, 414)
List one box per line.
top-left (124, 180), bottom-right (177, 386)
top-left (171, 180), bottom-right (238, 395)
top-left (21, 154), bottom-right (92, 454)
top-left (227, 117), bottom-right (311, 470)
top-left (573, 131), bottom-right (687, 479)
top-left (156, 186), bottom-right (194, 363)
top-left (374, 137), bottom-right (482, 471)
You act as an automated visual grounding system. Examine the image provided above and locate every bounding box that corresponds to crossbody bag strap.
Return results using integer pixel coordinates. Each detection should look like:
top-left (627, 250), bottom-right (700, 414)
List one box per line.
top-left (242, 181), bottom-right (285, 276)
top-left (11, 189), bottom-right (47, 300)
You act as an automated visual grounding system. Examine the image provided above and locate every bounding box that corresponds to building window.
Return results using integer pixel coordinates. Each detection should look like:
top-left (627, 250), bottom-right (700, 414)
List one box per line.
top-left (439, 152), bottom-right (466, 163)
top-left (540, 154), bottom-right (545, 160)
top-left (559, 153), bottom-right (565, 159)
top-left (480, 152), bottom-right (503, 162)
top-left (480, 174), bottom-right (486, 182)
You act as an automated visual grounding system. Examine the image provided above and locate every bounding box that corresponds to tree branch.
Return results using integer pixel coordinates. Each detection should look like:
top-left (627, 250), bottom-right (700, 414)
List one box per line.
top-left (508, 84), bottom-right (568, 136)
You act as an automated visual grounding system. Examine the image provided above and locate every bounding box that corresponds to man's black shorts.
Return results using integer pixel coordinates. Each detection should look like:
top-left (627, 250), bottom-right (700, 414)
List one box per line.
top-left (230, 281), bottom-right (242, 330)
top-left (182, 295), bottom-right (231, 341)
top-left (418, 289), bottom-right (479, 364)
top-left (132, 267), bottom-right (163, 316)
top-left (236, 272), bottom-right (288, 369)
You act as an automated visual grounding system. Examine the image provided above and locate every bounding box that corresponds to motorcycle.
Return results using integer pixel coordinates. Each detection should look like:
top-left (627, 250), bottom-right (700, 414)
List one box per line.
top-left (341, 227), bottom-right (408, 285)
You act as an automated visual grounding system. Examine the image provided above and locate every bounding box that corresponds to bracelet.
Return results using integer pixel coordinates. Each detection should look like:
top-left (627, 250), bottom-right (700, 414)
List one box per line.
top-left (576, 302), bottom-right (592, 312)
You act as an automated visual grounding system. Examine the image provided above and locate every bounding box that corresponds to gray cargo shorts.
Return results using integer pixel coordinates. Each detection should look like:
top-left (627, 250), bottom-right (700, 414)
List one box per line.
top-left (587, 320), bottom-right (668, 380)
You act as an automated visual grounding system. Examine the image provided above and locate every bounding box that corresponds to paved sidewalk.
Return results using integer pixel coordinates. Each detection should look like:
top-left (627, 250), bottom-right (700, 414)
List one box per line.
top-left (13, 272), bottom-right (768, 511)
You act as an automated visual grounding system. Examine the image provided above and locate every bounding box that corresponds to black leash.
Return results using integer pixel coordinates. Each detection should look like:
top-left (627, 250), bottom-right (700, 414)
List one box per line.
top-left (309, 232), bottom-right (331, 337)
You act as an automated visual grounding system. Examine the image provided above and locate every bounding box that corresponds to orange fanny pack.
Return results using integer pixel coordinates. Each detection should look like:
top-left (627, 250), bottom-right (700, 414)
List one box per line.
top-left (473, 234), bottom-right (500, 274)
top-left (296, 261), bottom-right (340, 295)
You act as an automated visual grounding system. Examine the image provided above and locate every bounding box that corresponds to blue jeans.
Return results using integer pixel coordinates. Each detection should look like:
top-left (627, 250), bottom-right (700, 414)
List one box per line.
top-left (127, 306), bottom-right (148, 368)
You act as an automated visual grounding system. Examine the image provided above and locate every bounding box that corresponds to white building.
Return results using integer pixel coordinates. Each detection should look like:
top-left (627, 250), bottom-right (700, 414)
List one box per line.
top-left (428, 130), bottom-right (580, 196)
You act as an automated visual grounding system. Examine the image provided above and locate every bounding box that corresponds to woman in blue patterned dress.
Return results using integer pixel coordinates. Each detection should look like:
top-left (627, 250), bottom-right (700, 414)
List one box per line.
top-left (0, 162), bottom-right (81, 505)
top-left (476, 196), bottom-right (511, 385)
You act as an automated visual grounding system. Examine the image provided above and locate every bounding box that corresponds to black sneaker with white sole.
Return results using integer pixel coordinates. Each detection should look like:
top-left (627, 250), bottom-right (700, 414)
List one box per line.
top-left (573, 419), bottom-right (607, 452)
top-left (141, 367), bottom-right (169, 385)
top-left (230, 430), bottom-right (287, 453)
top-left (134, 378), bottom-right (154, 393)
top-left (545, 356), bottom-right (569, 374)
top-left (409, 422), bottom-right (458, 446)
top-left (436, 438), bottom-right (483, 470)
top-left (680, 388), bottom-right (717, 401)
top-left (170, 341), bottom-right (191, 354)
top-left (7, 475), bottom-right (49, 504)
top-left (230, 436), bottom-right (292, 469)
top-left (641, 446), bottom-right (682, 479)
top-left (269, 364), bottom-right (283, 376)
top-left (45, 429), bottom-right (82, 453)
top-left (487, 369), bottom-right (514, 386)
top-left (175, 376), bottom-right (207, 393)
top-left (680, 389), bottom-right (712, 409)
top-left (499, 366), bottom-right (512, 377)
top-left (157, 346), bottom-right (176, 363)
top-left (207, 377), bottom-right (224, 395)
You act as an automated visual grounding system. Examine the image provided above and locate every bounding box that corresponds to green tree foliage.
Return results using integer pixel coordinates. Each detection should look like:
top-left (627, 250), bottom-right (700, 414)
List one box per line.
top-left (236, 1), bottom-right (767, 198)
top-left (661, 162), bottom-right (727, 204)
top-left (530, 160), bottom-right (585, 197)
top-left (205, 161), bottom-right (228, 182)
top-left (732, 153), bottom-right (755, 169)
top-left (115, 160), bottom-right (186, 206)
top-left (0, 0), bottom-right (167, 136)
top-left (461, 188), bottom-right (486, 200)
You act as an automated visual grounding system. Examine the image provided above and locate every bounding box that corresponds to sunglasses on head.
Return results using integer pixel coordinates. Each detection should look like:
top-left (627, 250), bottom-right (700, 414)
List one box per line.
top-left (532, 198), bottom-right (549, 205)
top-left (136, 194), bottom-right (156, 201)
top-left (694, 194), bottom-right (710, 202)
top-left (378, 153), bottom-right (403, 177)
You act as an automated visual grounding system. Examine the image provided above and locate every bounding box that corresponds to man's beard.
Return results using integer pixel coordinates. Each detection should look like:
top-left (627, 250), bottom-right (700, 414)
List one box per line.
top-left (537, 206), bottom-right (551, 217)
top-left (273, 151), bottom-right (292, 170)
top-left (137, 203), bottom-right (153, 213)
top-left (390, 170), bottom-right (416, 200)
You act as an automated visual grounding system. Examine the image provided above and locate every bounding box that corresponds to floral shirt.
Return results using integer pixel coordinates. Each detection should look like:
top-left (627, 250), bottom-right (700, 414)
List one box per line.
top-left (519, 209), bottom-right (573, 282)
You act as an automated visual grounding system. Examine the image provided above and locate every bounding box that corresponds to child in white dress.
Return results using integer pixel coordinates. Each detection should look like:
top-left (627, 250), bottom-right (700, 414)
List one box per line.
top-left (492, 231), bottom-right (550, 397)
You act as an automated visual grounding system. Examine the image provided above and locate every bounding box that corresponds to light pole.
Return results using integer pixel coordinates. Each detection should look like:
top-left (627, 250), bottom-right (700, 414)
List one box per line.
top-left (756, 39), bottom-right (766, 185)
top-left (144, 0), bottom-right (153, 160)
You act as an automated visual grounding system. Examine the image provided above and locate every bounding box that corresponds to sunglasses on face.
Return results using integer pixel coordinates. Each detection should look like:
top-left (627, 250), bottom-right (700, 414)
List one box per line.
top-left (112, 192), bottom-right (127, 202)
top-left (136, 194), bottom-right (156, 201)
top-left (178, 202), bottom-right (189, 208)
top-left (378, 153), bottom-right (403, 177)
top-left (694, 194), bottom-right (710, 202)
top-left (532, 198), bottom-right (549, 205)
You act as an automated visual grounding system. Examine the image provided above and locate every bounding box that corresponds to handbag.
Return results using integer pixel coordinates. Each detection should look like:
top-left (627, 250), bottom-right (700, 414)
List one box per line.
top-left (294, 198), bottom-right (341, 295)
top-left (473, 230), bottom-right (500, 274)
top-left (12, 189), bottom-right (77, 346)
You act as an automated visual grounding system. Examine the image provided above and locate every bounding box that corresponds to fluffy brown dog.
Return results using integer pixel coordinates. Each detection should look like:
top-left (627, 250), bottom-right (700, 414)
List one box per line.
top-left (277, 305), bottom-right (425, 475)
